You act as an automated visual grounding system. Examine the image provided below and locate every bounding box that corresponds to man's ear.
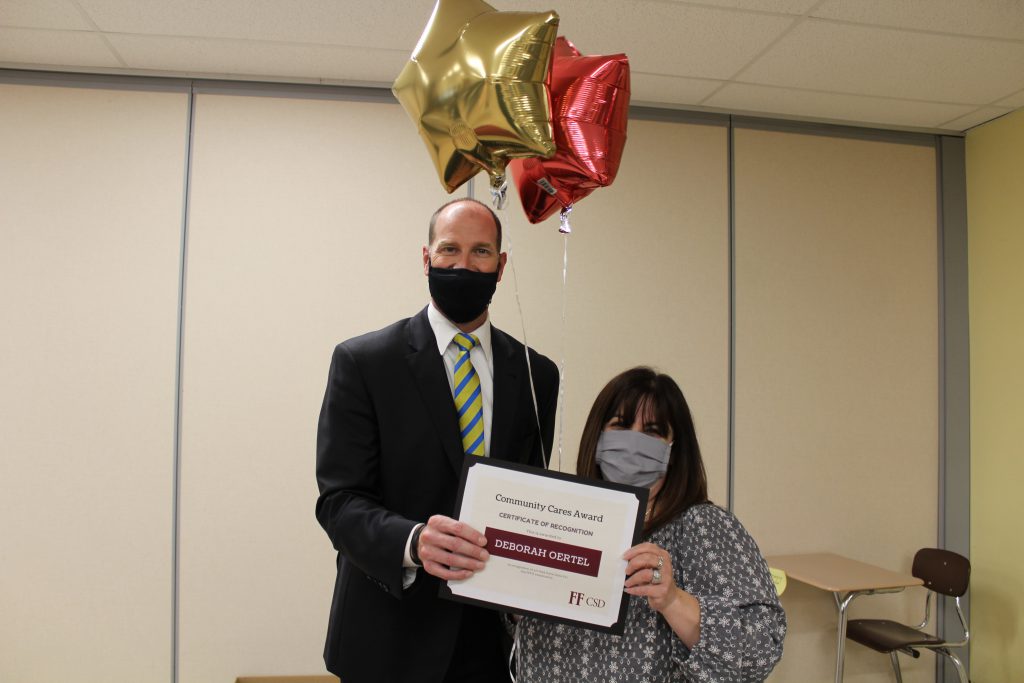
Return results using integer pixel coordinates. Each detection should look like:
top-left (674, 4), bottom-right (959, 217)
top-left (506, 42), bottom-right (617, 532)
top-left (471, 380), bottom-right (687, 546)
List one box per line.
top-left (496, 252), bottom-right (508, 282)
top-left (423, 246), bottom-right (431, 276)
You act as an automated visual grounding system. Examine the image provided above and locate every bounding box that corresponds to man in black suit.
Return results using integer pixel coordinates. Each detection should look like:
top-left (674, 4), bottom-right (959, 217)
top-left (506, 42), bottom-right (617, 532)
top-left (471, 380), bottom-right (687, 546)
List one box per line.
top-left (316, 198), bottom-right (559, 683)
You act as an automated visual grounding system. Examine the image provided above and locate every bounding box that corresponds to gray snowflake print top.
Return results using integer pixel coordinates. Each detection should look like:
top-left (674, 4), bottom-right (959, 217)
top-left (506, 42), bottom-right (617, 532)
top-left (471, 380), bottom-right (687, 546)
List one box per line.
top-left (516, 503), bottom-right (786, 683)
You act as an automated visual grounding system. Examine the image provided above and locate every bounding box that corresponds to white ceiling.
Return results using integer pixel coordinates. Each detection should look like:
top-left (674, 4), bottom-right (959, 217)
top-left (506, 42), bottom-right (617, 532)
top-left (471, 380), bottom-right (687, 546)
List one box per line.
top-left (3, 0), bottom-right (1024, 133)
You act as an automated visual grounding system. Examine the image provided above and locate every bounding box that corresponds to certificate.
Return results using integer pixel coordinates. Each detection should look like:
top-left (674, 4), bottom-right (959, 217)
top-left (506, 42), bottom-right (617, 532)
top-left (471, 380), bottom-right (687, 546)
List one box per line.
top-left (439, 457), bottom-right (647, 634)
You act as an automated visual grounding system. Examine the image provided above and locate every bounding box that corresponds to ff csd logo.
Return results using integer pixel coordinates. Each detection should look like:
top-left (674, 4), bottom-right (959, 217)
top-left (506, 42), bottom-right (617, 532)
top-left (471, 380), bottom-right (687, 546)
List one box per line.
top-left (568, 591), bottom-right (606, 608)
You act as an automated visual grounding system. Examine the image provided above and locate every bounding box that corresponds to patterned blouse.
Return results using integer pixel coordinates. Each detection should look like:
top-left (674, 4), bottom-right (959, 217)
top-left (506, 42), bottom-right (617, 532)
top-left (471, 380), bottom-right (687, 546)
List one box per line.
top-left (516, 503), bottom-right (786, 682)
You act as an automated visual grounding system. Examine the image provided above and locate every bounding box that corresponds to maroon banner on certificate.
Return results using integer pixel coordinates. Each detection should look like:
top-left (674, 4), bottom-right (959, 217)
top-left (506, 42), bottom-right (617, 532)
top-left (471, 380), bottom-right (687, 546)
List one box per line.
top-left (486, 527), bottom-right (601, 577)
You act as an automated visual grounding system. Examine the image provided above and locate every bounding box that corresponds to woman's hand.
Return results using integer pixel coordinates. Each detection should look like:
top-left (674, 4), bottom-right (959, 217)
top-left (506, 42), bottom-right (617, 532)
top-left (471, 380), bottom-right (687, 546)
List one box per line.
top-left (623, 542), bottom-right (678, 612)
top-left (623, 542), bottom-right (702, 647)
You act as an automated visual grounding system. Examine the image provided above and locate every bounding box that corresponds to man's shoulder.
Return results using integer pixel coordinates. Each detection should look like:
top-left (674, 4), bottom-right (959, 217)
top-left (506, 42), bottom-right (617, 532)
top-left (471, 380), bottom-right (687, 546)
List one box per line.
top-left (491, 325), bottom-right (557, 377)
top-left (335, 310), bottom-right (427, 356)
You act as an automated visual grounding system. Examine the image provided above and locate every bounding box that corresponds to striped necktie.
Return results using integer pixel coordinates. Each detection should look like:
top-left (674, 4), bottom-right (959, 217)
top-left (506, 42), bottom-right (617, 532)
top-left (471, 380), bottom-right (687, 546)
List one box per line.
top-left (452, 332), bottom-right (485, 456)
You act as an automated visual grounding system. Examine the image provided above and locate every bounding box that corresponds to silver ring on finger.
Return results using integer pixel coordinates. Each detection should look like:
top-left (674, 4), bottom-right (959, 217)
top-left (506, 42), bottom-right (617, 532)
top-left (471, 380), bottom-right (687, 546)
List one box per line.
top-left (651, 568), bottom-right (662, 585)
top-left (656, 556), bottom-right (664, 570)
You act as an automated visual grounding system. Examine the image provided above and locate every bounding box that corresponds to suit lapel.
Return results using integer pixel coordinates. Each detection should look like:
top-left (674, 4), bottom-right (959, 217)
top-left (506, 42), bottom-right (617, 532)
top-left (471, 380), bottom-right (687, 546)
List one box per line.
top-left (489, 327), bottom-right (521, 463)
top-left (405, 309), bottom-right (465, 474)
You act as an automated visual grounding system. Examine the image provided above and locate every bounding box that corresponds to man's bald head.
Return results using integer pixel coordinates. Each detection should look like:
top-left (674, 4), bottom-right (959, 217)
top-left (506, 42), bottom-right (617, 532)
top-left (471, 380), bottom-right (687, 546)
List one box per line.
top-left (428, 198), bottom-right (502, 252)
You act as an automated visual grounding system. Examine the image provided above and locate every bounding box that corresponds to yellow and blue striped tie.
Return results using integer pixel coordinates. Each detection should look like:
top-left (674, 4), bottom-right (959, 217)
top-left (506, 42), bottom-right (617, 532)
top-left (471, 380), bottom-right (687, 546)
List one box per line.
top-left (452, 332), bottom-right (485, 456)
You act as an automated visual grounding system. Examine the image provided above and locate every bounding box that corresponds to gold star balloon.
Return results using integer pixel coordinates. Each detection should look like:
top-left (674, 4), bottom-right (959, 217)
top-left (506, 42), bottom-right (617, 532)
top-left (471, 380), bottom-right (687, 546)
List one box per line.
top-left (393, 0), bottom-right (559, 201)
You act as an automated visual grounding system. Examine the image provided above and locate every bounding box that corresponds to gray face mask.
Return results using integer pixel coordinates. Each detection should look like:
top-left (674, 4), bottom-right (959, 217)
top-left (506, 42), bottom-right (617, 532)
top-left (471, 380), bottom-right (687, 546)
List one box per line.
top-left (595, 430), bottom-right (672, 488)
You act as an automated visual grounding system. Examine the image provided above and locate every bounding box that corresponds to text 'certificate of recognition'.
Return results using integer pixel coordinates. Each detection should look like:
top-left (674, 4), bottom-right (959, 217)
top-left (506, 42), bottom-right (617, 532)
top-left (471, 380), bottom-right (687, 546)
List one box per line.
top-left (440, 458), bottom-right (647, 634)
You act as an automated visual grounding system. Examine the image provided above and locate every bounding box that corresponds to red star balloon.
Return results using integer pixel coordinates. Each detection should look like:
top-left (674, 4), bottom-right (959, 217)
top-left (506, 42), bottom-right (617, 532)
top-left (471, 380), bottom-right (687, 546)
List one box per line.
top-left (510, 37), bottom-right (630, 228)
top-left (392, 0), bottom-right (560, 199)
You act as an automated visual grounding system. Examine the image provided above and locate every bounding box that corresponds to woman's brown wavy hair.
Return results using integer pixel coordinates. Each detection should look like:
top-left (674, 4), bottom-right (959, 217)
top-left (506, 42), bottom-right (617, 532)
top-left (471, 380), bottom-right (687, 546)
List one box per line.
top-left (576, 367), bottom-right (709, 535)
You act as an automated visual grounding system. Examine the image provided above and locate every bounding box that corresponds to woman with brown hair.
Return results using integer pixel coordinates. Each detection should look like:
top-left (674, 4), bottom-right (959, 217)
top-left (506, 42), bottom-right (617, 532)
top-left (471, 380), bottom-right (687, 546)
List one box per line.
top-left (517, 367), bottom-right (786, 682)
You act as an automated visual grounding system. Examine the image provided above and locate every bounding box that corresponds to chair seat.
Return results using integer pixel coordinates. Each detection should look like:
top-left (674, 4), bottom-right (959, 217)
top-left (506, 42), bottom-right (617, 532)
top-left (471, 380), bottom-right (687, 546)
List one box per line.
top-left (847, 619), bottom-right (944, 653)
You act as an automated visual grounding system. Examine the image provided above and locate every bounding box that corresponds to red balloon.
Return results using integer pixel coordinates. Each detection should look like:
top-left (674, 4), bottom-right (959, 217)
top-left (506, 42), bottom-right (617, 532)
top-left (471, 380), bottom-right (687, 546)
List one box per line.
top-left (511, 37), bottom-right (630, 226)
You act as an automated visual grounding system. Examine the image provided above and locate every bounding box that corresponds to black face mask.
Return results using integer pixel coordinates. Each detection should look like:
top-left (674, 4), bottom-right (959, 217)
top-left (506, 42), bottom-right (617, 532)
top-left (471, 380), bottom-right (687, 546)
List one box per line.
top-left (428, 266), bottom-right (499, 324)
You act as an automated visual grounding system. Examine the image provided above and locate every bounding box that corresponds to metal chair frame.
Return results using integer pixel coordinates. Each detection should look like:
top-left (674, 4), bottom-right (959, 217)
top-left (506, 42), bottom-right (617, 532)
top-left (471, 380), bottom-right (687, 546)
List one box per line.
top-left (846, 548), bottom-right (970, 683)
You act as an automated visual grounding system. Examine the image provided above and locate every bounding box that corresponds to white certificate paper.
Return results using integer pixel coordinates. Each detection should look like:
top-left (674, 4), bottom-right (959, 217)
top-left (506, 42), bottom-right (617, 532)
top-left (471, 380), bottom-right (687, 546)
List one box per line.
top-left (440, 458), bottom-right (647, 634)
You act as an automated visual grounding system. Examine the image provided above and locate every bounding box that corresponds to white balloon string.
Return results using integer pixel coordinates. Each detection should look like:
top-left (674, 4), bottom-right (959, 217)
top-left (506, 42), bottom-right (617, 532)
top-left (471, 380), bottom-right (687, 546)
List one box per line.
top-left (500, 202), bottom-right (547, 469)
top-left (557, 230), bottom-right (569, 472)
top-left (508, 621), bottom-right (519, 683)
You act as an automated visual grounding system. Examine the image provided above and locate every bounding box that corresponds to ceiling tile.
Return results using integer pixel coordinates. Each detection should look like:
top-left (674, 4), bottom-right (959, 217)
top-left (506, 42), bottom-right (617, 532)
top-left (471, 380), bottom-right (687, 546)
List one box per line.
top-left (0, 0), bottom-right (90, 30)
top-left (630, 72), bottom-right (724, 105)
top-left (670, 0), bottom-right (819, 14)
top-left (813, 0), bottom-right (1024, 41)
top-left (938, 106), bottom-right (1015, 132)
top-left (0, 27), bottom-right (120, 67)
top-left (996, 89), bottom-right (1024, 108)
top-left (78, 0), bottom-right (255, 37)
top-left (500, 0), bottom-right (795, 80)
top-left (704, 82), bottom-right (975, 129)
top-left (78, 0), bottom-right (433, 49)
top-left (740, 19), bottom-right (1024, 104)
top-left (107, 34), bottom-right (406, 84)
top-left (251, 0), bottom-right (432, 48)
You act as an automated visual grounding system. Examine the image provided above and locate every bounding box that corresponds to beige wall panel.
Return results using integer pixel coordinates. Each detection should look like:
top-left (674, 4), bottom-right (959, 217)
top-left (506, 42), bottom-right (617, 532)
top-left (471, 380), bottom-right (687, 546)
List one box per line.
top-left (179, 102), bottom-right (729, 681)
top-left (732, 129), bottom-right (938, 682)
top-left (177, 93), bottom-right (452, 682)
top-left (491, 119), bottom-right (730, 506)
top-left (966, 108), bottom-right (1024, 683)
top-left (0, 83), bottom-right (186, 682)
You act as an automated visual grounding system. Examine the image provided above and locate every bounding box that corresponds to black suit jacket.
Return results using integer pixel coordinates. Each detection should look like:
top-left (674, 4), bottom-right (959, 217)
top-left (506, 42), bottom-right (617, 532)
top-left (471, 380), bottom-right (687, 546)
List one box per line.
top-left (315, 307), bottom-right (558, 683)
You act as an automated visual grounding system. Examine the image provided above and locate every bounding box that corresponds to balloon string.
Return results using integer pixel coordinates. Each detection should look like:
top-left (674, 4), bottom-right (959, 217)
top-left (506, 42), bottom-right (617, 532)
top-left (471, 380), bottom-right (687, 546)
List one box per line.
top-left (500, 202), bottom-right (547, 469)
top-left (508, 622), bottom-right (519, 683)
top-left (557, 230), bottom-right (569, 472)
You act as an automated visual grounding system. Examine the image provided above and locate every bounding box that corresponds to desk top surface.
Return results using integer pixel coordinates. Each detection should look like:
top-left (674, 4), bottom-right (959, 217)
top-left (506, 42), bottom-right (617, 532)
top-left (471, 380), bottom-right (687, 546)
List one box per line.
top-left (765, 552), bottom-right (923, 593)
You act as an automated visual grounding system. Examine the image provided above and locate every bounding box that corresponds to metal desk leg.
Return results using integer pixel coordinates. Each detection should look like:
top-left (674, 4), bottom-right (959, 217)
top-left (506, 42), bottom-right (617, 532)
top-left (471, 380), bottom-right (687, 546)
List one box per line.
top-left (832, 588), bottom-right (903, 682)
top-left (833, 591), bottom-right (862, 683)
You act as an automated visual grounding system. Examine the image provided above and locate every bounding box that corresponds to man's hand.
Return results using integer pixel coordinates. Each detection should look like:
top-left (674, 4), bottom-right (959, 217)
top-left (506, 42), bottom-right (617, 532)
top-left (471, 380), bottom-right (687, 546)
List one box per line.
top-left (417, 514), bottom-right (489, 581)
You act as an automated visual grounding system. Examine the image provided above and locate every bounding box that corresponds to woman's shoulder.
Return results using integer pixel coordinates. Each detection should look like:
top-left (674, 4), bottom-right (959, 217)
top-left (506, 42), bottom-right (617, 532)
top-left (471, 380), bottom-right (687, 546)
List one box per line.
top-left (679, 501), bottom-right (734, 527)
top-left (662, 502), bottom-right (753, 540)
top-left (664, 504), bottom-right (772, 577)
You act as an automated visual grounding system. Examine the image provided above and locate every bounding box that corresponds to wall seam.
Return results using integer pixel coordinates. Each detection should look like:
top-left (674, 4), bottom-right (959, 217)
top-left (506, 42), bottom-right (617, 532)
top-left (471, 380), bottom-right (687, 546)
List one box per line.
top-left (727, 116), bottom-right (736, 513)
top-left (172, 82), bottom-right (197, 683)
top-left (936, 135), bottom-right (972, 683)
top-left (935, 135), bottom-right (948, 683)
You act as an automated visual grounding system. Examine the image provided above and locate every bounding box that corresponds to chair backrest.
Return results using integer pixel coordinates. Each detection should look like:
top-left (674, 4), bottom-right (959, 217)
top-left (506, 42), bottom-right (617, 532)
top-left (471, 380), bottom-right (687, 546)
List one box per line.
top-left (912, 548), bottom-right (970, 597)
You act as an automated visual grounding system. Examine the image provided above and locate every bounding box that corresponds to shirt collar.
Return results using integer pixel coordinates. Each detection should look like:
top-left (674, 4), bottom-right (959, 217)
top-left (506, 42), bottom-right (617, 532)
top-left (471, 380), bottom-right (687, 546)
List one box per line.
top-left (427, 302), bottom-right (492, 361)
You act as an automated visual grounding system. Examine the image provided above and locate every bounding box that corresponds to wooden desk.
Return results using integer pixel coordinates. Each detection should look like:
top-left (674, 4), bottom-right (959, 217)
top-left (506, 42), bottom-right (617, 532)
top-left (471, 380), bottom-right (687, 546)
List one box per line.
top-left (767, 552), bottom-right (923, 683)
